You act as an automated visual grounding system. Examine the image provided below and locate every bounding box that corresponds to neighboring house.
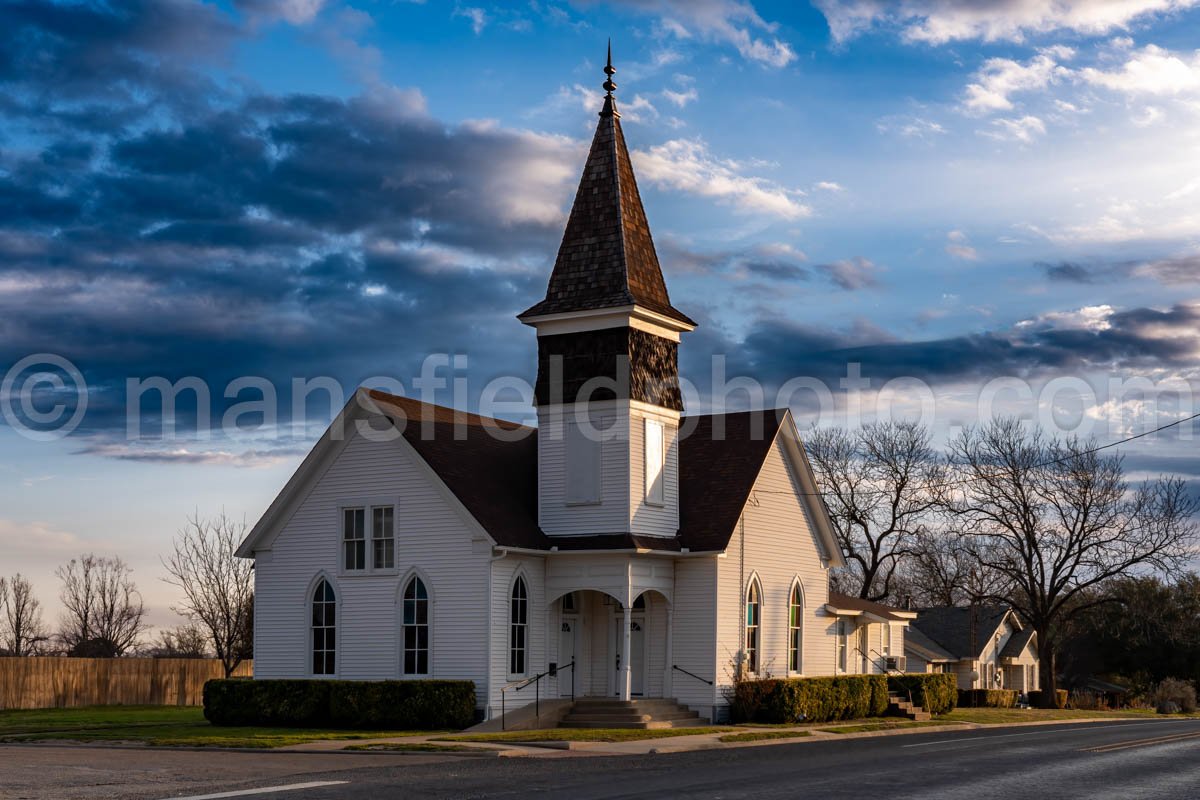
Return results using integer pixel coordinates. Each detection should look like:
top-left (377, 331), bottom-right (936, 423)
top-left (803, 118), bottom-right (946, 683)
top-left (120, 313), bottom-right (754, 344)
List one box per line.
top-left (905, 605), bottom-right (1040, 693)
top-left (235, 60), bottom-right (912, 722)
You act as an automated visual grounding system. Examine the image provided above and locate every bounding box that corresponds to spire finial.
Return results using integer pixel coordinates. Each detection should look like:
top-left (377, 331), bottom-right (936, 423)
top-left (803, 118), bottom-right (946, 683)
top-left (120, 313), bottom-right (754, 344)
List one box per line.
top-left (603, 39), bottom-right (617, 96)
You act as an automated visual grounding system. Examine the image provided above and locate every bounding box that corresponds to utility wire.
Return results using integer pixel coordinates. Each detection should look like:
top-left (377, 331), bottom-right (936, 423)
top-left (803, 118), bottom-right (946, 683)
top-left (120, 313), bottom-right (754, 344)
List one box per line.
top-left (751, 411), bottom-right (1200, 500)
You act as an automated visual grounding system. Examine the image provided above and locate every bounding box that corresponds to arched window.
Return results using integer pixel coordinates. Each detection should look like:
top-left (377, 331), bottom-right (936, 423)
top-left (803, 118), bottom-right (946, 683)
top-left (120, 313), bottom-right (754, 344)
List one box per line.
top-left (312, 579), bottom-right (336, 675)
top-left (402, 576), bottom-right (430, 676)
top-left (509, 577), bottom-right (528, 675)
top-left (745, 580), bottom-right (761, 674)
top-left (788, 583), bottom-right (803, 673)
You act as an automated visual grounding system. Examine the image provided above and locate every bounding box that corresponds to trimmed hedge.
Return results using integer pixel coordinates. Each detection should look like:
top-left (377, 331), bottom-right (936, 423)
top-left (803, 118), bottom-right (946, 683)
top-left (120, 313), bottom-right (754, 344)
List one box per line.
top-left (730, 675), bottom-right (889, 724)
top-left (1027, 689), bottom-right (1069, 709)
top-left (958, 688), bottom-right (1018, 708)
top-left (888, 673), bottom-right (957, 715)
top-left (203, 679), bottom-right (475, 729)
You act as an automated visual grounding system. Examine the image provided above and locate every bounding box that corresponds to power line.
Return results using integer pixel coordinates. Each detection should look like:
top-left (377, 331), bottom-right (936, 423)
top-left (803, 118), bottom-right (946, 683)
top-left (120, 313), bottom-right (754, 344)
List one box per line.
top-left (752, 411), bottom-right (1200, 500)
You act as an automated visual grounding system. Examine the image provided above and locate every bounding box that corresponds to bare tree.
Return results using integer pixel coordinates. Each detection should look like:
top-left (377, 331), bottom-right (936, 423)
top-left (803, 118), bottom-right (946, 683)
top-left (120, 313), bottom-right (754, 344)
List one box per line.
top-left (162, 513), bottom-right (253, 677)
top-left (947, 418), bottom-right (1198, 706)
top-left (148, 624), bottom-right (210, 658)
top-left (0, 574), bottom-right (48, 655)
top-left (807, 420), bottom-right (947, 601)
top-left (900, 532), bottom-right (1005, 607)
top-left (56, 554), bottom-right (148, 657)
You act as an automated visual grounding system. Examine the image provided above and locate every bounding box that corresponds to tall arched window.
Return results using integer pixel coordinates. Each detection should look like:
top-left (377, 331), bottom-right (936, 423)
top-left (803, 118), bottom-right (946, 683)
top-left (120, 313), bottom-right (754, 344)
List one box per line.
top-left (745, 580), bottom-right (761, 675)
top-left (312, 579), bottom-right (336, 675)
top-left (402, 576), bottom-right (430, 676)
top-left (788, 583), bottom-right (803, 673)
top-left (509, 577), bottom-right (528, 675)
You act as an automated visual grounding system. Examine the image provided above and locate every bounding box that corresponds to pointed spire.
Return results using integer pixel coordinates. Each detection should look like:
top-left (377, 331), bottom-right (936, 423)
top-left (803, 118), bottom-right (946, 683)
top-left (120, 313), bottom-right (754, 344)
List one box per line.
top-left (519, 43), bottom-right (694, 328)
top-left (601, 38), bottom-right (619, 118)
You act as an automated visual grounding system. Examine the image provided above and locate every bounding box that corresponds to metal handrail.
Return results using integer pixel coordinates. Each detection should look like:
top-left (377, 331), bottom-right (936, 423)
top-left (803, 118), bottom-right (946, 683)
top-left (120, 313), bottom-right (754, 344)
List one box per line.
top-left (500, 661), bottom-right (575, 731)
top-left (672, 664), bottom-right (713, 686)
top-left (863, 647), bottom-right (916, 708)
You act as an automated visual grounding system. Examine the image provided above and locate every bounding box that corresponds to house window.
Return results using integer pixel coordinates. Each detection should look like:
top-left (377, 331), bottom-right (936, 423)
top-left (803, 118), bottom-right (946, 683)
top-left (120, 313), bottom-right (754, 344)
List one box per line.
top-left (788, 584), bottom-right (803, 673)
top-left (402, 576), bottom-right (429, 675)
top-left (745, 581), bottom-right (761, 674)
top-left (644, 418), bottom-right (665, 505)
top-left (561, 592), bottom-right (577, 613)
top-left (312, 579), bottom-right (336, 675)
top-left (566, 423), bottom-right (601, 504)
top-left (372, 507), bottom-right (395, 570)
top-left (343, 508), bottom-right (365, 571)
top-left (837, 619), bottom-right (848, 673)
top-left (882, 623), bottom-right (891, 658)
top-left (510, 577), bottom-right (528, 675)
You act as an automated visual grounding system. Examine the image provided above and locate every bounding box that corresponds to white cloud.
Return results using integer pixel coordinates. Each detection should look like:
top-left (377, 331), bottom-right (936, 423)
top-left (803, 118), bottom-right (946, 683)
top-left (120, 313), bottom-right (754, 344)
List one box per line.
top-left (1018, 304), bottom-right (1116, 332)
top-left (816, 0), bottom-right (1200, 44)
top-left (875, 114), bottom-right (946, 138)
top-left (814, 181), bottom-right (844, 192)
top-left (1080, 44), bottom-right (1200, 96)
top-left (235, 0), bottom-right (326, 25)
top-left (601, 0), bottom-right (796, 67)
top-left (963, 49), bottom-right (1072, 114)
top-left (816, 257), bottom-right (881, 290)
top-left (453, 6), bottom-right (488, 35)
top-left (944, 229), bottom-right (978, 260)
top-left (982, 115), bottom-right (1046, 142)
top-left (661, 87), bottom-right (699, 107)
top-left (632, 138), bottom-right (811, 219)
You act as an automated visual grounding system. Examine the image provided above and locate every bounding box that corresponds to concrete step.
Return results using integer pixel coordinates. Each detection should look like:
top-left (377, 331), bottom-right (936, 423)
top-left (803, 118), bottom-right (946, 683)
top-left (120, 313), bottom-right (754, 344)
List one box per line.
top-left (562, 711), bottom-right (700, 724)
top-left (559, 698), bottom-right (703, 730)
top-left (560, 716), bottom-right (708, 730)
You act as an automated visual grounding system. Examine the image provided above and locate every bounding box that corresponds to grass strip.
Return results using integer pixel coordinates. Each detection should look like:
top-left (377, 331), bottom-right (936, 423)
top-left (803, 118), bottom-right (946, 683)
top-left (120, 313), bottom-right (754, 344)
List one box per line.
top-left (718, 730), bottom-right (812, 743)
top-left (436, 726), bottom-right (736, 744)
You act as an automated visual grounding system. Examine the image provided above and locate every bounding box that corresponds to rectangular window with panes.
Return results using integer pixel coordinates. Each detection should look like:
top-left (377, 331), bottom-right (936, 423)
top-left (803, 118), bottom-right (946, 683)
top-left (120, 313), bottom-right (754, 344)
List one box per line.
top-left (372, 507), bottom-right (395, 569)
top-left (343, 508), bottom-right (365, 571)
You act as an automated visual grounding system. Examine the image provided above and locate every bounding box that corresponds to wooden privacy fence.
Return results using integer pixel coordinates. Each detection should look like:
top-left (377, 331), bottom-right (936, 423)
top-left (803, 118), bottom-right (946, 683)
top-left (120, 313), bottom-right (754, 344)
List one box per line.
top-left (0, 657), bottom-right (253, 709)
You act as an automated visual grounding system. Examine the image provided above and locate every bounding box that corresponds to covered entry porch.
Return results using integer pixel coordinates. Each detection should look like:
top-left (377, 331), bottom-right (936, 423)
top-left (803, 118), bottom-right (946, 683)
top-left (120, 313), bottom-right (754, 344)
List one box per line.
top-left (546, 555), bottom-right (676, 702)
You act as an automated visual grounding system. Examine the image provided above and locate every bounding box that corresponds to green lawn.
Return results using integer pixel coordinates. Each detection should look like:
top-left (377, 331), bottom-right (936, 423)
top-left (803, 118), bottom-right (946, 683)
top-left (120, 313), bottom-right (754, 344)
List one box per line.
top-left (821, 720), bottom-right (952, 734)
top-left (935, 707), bottom-right (1188, 725)
top-left (0, 706), bottom-right (438, 749)
top-left (435, 726), bottom-right (737, 744)
top-left (718, 730), bottom-right (812, 743)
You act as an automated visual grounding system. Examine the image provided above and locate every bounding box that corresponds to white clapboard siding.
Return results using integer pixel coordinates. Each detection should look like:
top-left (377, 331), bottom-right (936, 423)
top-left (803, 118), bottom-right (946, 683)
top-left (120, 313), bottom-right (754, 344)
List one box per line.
top-left (253, 428), bottom-right (489, 693)
top-left (537, 409), bottom-right (631, 535)
top-left (486, 554), bottom-right (546, 714)
top-left (671, 557), bottom-right (718, 714)
top-left (715, 436), bottom-right (836, 695)
top-left (628, 409), bottom-right (680, 537)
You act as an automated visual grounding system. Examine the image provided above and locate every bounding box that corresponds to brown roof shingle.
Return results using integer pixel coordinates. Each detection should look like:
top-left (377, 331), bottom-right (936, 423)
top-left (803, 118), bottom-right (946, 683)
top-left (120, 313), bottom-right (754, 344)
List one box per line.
top-left (366, 391), bottom-right (782, 553)
top-left (519, 98), bottom-right (694, 327)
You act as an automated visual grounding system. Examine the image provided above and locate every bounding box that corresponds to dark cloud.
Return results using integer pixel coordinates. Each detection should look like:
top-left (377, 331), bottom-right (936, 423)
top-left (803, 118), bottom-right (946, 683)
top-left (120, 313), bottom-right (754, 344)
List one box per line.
top-left (1040, 260), bottom-right (1098, 283)
top-left (815, 257), bottom-right (881, 291)
top-left (1039, 255), bottom-right (1200, 286)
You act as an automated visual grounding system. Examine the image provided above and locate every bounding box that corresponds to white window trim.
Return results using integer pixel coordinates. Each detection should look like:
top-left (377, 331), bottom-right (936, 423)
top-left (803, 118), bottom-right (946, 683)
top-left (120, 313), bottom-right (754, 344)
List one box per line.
top-left (787, 579), bottom-right (804, 676)
top-left (337, 497), bottom-right (400, 576)
top-left (644, 418), bottom-right (665, 507)
top-left (744, 577), bottom-right (762, 676)
top-left (399, 571), bottom-right (433, 679)
top-left (308, 573), bottom-right (340, 679)
top-left (508, 573), bottom-right (530, 679)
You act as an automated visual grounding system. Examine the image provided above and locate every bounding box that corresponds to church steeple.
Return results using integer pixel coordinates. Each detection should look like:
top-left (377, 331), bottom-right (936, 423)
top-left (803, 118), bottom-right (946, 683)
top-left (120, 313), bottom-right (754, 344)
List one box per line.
top-left (519, 44), bottom-right (694, 328)
top-left (524, 46), bottom-right (690, 540)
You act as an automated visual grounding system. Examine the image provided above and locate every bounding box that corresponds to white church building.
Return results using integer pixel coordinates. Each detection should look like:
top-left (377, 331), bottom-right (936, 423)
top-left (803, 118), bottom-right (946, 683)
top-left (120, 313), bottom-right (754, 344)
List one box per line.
top-left (236, 57), bottom-right (912, 723)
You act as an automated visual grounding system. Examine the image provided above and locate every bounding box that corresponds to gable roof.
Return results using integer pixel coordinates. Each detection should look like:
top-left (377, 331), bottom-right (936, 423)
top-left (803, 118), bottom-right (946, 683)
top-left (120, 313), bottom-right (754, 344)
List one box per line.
top-left (826, 591), bottom-right (917, 622)
top-left (237, 390), bottom-right (841, 560)
top-left (910, 605), bottom-right (1013, 659)
top-left (1000, 626), bottom-right (1036, 659)
top-left (518, 89), bottom-right (693, 327)
top-left (904, 625), bottom-right (955, 662)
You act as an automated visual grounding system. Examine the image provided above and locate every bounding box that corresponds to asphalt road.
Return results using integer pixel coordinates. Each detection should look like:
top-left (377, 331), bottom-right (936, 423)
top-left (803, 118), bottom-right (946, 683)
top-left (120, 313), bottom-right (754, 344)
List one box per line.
top-left (4, 719), bottom-right (1200, 800)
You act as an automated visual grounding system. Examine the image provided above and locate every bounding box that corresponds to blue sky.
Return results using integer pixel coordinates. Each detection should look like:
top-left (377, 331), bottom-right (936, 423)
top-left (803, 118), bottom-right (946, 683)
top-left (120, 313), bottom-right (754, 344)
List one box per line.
top-left (2, 0), bottom-right (1199, 628)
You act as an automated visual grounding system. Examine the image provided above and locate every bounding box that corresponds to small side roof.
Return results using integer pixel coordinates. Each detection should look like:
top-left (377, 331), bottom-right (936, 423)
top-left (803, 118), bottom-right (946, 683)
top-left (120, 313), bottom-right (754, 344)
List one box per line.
top-left (905, 626), bottom-right (956, 663)
top-left (1000, 626), bottom-right (1036, 659)
top-left (825, 591), bottom-right (918, 622)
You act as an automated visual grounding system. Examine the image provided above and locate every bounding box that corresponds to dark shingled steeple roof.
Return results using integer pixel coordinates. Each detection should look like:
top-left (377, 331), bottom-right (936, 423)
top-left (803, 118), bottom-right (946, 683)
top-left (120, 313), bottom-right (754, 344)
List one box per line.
top-left (520, 53), bottom-right (694, 327)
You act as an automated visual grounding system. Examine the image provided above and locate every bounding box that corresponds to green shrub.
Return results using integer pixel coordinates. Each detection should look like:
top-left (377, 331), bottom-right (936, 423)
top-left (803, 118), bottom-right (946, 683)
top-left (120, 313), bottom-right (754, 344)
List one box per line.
top-left (204, 679), bottom-right (475, 729)
top-left (888, 674), bottom-right (958, 715)
top-left (730, 675), bottom-right (889, 724)
top-left (1027, 689), bottom-right (1068, 709)
top-left (958, 689), bottom-right (1018, 708)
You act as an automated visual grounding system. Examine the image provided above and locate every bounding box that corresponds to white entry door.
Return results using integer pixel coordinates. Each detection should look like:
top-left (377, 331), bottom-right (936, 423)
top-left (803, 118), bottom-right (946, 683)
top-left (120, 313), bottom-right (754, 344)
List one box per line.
top-left (559, 617), bottom-right (577, 697)
top-left (612, 616), bottom-right (646, 696)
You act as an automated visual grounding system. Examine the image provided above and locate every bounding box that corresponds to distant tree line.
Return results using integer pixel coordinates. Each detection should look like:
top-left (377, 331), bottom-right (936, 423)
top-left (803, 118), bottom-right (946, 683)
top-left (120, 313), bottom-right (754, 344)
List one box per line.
top-left (810, 416), bottom-right (1199, 707)
top-left (0, 514), bottom-right (253, 675)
